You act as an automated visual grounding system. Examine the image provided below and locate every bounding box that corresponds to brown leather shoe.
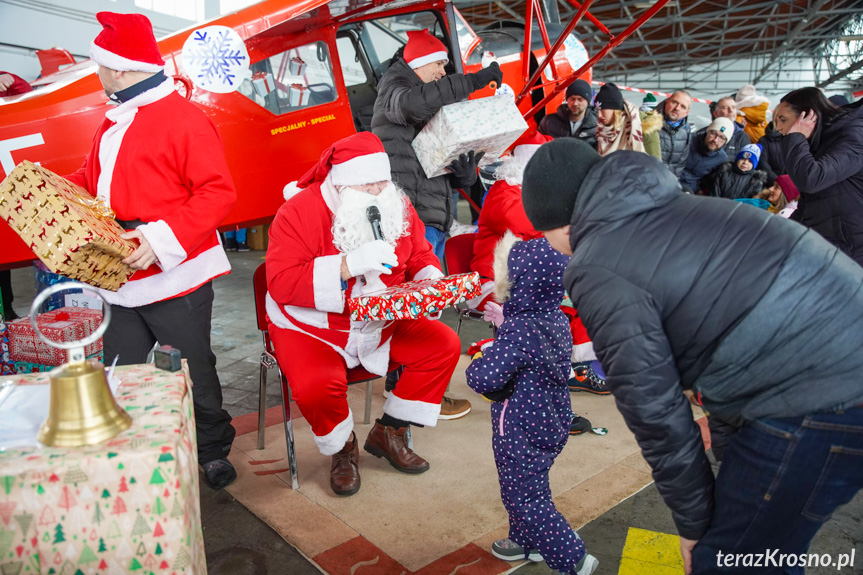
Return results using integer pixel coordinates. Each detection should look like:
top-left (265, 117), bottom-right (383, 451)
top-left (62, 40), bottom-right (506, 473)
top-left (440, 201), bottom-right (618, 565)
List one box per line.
top-left (364, 421), bottom-right (429, 474)
top-left (330, 432), bottom-right (361, 496)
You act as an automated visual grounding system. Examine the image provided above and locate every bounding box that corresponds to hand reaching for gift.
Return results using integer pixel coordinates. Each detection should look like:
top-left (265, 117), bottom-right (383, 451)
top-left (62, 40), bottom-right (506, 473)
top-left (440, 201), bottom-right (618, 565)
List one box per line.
top-left (483, 301), bottom-right (504, 327)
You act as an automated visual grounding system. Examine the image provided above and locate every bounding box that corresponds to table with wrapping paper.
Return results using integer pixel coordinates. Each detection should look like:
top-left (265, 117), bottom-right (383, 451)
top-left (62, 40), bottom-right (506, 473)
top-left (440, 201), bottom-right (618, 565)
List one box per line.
top-left (0, 363), bottom-right (206, 575)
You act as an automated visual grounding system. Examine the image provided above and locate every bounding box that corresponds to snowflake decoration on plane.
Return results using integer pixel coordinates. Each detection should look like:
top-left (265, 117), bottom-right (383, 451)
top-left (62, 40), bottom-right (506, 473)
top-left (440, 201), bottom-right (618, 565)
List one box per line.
top-left (182, 25), bottom-right (250, 94)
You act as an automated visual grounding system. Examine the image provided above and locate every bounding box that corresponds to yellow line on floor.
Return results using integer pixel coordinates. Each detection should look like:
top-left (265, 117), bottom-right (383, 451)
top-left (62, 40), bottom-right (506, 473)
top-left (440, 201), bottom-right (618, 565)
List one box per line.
top-left (618, 527), bottom-right (685, 575)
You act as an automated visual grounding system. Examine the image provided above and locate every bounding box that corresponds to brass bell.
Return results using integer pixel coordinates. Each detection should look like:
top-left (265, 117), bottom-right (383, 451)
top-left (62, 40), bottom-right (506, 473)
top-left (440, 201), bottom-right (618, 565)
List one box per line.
top-left (38, 359), bottom-right (132, 447)
top-left (30, 283), bottom-right (131, 447)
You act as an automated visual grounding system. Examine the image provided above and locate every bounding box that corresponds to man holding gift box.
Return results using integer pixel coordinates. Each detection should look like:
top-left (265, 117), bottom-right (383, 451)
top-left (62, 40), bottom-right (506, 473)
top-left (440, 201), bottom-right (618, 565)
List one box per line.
top-left (64, 12), bottom-right (238, 490)
top-left (371, 29), bottom-right (503, 261)
top-left (269, 133), bottom-right (463, 496)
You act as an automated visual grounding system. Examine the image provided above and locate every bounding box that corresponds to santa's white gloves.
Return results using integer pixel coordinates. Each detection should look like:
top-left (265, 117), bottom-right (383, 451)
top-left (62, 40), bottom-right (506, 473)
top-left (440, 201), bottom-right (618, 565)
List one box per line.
top-left (346, 240), bottom-right (397, 277)
top-left (483, 301), bottom-right (504, 327)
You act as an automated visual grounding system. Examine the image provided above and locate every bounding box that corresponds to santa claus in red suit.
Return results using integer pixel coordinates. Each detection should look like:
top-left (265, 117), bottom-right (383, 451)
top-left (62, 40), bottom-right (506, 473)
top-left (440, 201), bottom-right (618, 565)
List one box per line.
top-left (470, 132), bottom-right (609, 396)
top-left (266, 132), bottom-right (461, 496)
top-left (64, 12), bottom-right (238, 490)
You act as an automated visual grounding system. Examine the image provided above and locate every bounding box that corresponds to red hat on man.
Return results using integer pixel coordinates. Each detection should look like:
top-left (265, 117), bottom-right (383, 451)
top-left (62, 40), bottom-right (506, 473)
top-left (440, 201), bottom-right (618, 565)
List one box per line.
top-left (296, 132), bottom-right (391, 189)
top-left (404, 29), bottom-right (449, 69)
top-left (89, 12), bottom-right (165, 73)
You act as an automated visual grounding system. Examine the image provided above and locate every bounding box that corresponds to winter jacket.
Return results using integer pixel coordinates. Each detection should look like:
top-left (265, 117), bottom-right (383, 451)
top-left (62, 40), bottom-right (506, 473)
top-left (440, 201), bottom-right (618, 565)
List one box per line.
top-left (65, 80), bottom-right (235, 308)
top-left (538, 104), bottom-right (598, 149)
top-left (756, 123), bottom-right (785, 182)
top-left (703, 162), bottom-right (768, 200)
top-left (783, 98), bottom-right (863, 266)
top-left (679, 133), bottom-right (727, 193)
top-left (466, 236), bottom-right (583, 570)
top-left (696, 121), bottom-right (750, 159)
top-left (657, 107), bottom-right (691, 177)
top-left (562, 150), bottom-right (863, 541)
top-left (371, 58), bottom-right (475, 233)
top-left (738, 101), bottom-right (770, 143)
top-left (640, 111), bottom-right (663, 160)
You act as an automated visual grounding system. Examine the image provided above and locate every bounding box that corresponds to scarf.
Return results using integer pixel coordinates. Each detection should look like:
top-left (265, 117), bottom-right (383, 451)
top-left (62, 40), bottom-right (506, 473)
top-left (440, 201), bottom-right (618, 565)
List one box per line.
top-left (596, 100), bottom-right (645, 157)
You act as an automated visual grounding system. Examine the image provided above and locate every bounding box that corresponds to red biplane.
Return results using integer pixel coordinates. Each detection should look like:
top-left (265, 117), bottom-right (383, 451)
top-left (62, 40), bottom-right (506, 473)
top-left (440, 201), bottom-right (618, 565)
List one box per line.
top-left (0, 0), bottom-right (668, 268)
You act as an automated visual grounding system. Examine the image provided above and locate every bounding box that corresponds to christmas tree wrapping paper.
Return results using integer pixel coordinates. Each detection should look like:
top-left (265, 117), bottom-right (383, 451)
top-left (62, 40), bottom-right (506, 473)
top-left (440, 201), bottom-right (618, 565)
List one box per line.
top-left (0, 363), bottom-right (206, 574)
top-left (0, 161), bottom-right (137, 291)
top-left (411, 95), bottom-right (528, 178)
top-left (348, 272), bottom-right (482, 321)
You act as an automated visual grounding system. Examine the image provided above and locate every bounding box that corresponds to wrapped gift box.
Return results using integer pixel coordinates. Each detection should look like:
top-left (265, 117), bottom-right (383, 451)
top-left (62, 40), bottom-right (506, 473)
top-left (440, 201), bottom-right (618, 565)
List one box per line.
top-left (13, 350), bottom-right (104, 373)
top-left (0, 363), bottom-right (206, 574)
top-left (289, 83), bottom-right (309, 107)
top-left (0, 160), bottom-right (137, 291)
top-left (34, 259), bottom-right (83, 311)
top-left (411, 95), bottom-right (528, 178)
top-left (289, 56), bottom-right (306, 75)
top-left (349, 272), bottom-right (481, 321)
top-left (251, 70), bottom-right (272, 96)
top-left (7, 306), bottom-right (103, 365)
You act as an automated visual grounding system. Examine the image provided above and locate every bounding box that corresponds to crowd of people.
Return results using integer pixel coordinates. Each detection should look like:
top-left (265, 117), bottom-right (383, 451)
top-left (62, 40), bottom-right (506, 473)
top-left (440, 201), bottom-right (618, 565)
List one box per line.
top-left (4, 10), bottom-right (863, 575)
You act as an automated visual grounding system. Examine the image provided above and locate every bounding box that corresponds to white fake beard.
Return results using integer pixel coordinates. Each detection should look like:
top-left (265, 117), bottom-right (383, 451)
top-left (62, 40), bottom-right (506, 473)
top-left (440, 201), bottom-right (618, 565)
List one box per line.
top-left (332, 182), bottom-right (410, 254)
top-left (495, 155), bottom-right (527, 186)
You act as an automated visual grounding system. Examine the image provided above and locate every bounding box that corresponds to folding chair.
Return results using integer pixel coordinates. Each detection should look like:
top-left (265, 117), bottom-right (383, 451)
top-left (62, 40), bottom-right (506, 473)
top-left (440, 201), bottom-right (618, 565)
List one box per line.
top-left (252, 262), bottom-right (377, 490)
top-left (443, 233), bottom-right (489, 335)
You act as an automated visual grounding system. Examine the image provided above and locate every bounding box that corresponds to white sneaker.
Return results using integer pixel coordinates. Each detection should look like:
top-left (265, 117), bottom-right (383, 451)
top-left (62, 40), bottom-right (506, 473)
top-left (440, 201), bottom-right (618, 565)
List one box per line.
top-left (490, 538), bottom-right (543, 562)
top-left (575, 553), bottom-right (599, 575)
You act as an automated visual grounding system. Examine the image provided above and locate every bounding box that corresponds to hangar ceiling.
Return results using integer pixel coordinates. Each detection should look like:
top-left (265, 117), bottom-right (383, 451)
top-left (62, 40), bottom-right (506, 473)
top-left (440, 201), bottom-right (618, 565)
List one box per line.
top-left (453, 0), bottom-right (863, 94)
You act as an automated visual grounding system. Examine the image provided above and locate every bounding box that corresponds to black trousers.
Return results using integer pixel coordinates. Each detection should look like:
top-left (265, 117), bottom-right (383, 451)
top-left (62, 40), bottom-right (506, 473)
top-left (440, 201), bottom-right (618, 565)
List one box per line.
top-left (103, 282), bottom-right (235, 463)
top-left (0, 269), bottom-right (13, 317)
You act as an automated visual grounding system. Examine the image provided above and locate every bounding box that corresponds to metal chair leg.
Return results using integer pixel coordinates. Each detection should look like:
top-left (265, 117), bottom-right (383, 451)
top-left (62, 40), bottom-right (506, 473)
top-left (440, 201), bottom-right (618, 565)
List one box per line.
top-left (276, 363), bottom-right (299, 490)
top-left (257, 354), bottom-right (268, 450)
top-left (364, 380), bottom-right (373, 424)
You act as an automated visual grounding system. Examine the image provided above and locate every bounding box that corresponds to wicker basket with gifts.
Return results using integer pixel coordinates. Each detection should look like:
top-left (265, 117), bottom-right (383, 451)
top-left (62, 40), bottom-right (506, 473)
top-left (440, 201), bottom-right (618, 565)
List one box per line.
top-left (348, 272), bottom-right (482, 321)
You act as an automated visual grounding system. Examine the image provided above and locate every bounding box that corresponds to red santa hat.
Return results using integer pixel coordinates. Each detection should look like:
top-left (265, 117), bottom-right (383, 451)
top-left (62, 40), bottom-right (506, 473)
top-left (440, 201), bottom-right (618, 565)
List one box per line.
top-left (89, 12), bottom-right (165, 73)
top-left (511, 130), bottom-right (552, 163)
top-left (404, 29), bottom-right (449, 69)
top-left (293, 132), bottom-right (391, 192)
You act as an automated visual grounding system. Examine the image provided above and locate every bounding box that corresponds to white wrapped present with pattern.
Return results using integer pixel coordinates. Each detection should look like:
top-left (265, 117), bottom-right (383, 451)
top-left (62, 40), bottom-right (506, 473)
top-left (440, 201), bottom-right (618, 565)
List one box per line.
top-left (411, 95), bottom-right (528, 178)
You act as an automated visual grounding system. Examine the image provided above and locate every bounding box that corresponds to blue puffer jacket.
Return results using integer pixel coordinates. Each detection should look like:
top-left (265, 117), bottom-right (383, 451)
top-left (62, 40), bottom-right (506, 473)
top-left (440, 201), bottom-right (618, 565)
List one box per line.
top-left (679, 133), bottom-right (727, 192)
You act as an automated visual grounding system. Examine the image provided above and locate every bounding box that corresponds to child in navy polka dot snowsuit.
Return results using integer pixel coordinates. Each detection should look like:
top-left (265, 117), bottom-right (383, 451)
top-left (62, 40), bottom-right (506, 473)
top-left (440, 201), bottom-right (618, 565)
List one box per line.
top-left (466, 235), bottom-right (590, 573)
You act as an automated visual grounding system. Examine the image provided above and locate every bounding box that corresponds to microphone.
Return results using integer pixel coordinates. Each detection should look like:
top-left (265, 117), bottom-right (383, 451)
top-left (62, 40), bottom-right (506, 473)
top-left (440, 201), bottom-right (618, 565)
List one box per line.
top-left (367, 205), bottom-right (384, 241)
top-left (366, 205), bottom-right (392, 268)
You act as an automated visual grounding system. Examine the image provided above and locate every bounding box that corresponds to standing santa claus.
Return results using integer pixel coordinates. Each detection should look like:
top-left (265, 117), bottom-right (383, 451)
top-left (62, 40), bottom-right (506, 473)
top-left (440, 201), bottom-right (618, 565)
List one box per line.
top-left (266, 132), bottom-right (461, 496)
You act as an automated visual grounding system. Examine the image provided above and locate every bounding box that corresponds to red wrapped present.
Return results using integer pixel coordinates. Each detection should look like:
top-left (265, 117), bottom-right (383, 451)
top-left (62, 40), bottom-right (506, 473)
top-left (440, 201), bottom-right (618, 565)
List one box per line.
top-left (7, 306), bottom-right (102, 365)
top-left (348, 272), bottom-right (481, 321)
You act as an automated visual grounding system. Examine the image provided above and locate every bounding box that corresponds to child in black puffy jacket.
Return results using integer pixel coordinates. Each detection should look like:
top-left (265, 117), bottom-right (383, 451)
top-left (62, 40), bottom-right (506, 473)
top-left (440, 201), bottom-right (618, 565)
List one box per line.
top-left (704, 143), bottom-right (769, 200)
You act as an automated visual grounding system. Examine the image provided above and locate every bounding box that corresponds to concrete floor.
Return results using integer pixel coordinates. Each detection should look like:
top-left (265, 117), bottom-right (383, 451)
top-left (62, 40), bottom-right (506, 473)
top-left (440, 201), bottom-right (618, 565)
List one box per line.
top-left (6, 239), bottom-right (862, 575)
